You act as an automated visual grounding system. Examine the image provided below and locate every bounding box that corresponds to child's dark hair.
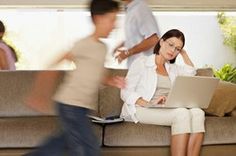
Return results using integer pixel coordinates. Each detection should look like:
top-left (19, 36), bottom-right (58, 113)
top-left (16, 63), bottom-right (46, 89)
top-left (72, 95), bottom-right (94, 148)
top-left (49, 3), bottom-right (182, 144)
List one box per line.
top-left (154, 29), bottom-right (185, 64)
top-left (90, 0), bottom-right (120, 20)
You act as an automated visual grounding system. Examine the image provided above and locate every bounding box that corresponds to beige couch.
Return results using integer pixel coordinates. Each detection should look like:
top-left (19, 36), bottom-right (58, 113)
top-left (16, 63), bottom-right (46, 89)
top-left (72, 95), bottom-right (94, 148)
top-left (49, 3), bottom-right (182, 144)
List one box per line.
top-left (0, 70), bottom-right (236, 156)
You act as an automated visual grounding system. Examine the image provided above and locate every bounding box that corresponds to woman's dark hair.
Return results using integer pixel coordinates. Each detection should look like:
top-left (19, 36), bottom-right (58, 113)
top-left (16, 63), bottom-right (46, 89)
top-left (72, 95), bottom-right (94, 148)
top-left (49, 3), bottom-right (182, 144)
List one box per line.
top-left (90, 0), bottom-right (120, 21)
top-left (0, 20), bottom-right (18, 62)
top-left (154, 29), bottom-right (185, 64)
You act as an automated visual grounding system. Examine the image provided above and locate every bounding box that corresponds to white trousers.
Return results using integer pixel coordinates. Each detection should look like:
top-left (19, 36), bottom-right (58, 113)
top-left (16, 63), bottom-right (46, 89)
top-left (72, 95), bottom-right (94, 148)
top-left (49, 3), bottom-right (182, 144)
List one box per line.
top-left (136, 107), bottom-right (205, 135)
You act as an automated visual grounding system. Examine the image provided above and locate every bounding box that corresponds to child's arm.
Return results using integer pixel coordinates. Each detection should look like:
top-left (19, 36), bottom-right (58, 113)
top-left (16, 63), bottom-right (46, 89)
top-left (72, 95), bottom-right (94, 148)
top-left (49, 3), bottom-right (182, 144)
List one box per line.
top-left (48, 52), bottom-right (74, 68)
top-left (24, 71), bottom-right (63, 114)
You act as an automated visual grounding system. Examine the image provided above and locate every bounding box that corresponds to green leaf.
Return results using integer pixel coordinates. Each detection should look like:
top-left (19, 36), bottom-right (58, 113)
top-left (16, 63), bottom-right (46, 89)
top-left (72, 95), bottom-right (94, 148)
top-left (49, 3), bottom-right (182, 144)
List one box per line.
top-left (213, 64), bottom-right (236, 84)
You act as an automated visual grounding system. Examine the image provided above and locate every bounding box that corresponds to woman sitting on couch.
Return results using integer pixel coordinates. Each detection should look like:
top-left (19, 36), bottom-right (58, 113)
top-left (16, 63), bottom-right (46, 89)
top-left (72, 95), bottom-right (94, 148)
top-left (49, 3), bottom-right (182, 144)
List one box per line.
top-left (120, 29), bottom-right (205, 156)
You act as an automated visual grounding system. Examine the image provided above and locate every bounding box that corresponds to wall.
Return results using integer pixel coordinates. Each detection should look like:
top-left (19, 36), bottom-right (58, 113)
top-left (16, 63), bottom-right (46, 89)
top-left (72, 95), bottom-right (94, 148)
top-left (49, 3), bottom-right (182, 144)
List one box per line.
top-left (105, 12), bottom-right (236, 69)
top-left (0, 0), bottom-right (236, 11)
top-left (155, 12), bottom-right (236, 69)
top-left (0, 10), bottom-right (235, 69)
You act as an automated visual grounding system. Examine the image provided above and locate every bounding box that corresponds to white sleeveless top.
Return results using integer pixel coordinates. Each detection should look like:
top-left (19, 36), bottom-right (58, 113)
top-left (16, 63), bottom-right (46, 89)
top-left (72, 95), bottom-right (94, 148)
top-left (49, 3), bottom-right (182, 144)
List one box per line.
top-left (149, 74), bottom-right (171, 104)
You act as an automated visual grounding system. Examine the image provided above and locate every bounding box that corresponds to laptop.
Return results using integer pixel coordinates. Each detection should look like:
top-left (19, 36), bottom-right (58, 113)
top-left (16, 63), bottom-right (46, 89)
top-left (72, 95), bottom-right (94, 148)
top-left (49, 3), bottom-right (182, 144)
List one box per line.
top-left (145, 76), bottom-right (219, 109)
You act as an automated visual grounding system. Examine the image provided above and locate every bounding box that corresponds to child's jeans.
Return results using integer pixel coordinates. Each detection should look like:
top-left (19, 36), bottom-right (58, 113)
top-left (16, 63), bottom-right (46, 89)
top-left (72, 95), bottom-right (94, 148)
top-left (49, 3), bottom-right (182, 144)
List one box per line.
top-left (24, 102), bottom-right (100, 156)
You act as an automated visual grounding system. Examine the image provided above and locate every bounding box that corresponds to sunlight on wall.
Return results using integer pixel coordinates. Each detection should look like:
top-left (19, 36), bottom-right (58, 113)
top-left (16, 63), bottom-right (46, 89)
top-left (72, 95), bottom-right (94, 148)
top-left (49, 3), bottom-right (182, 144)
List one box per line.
top-left (154, 12), bottom-right (236, 69)
top-left (0, 10), bottom-right (235, 70)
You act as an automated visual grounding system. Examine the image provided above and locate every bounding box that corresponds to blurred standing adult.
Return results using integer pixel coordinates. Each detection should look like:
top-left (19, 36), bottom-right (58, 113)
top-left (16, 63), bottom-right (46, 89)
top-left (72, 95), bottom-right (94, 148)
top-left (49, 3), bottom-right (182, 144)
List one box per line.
top-left (115, 0), bottom-right (160, 67)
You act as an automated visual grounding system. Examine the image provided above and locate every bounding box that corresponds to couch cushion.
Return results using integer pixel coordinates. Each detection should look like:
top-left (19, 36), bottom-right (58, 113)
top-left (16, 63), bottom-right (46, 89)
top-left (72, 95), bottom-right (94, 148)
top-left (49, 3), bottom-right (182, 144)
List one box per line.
top-left (104, 117), bottom-right (236, 146)
top-left (0, 117), bottom-right (103, 148)
top-left (0, 117), bottom-right (58, 148)
top-left (204, 81), bottom-right (236, 117)
top-left (204, 117), bottom-right (236, 145)
top-left (0, 71), bottom-right (64, 117)
top-left (98, 69), bottom-right (128, 118)
top-left (104, 122), bottom-right (171, 146)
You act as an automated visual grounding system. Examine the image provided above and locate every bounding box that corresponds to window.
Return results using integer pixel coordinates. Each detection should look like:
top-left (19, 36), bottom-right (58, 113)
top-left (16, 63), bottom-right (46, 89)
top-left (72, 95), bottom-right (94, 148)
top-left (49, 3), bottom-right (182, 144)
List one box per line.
top-left (1, 9), bottom-right (235, 69)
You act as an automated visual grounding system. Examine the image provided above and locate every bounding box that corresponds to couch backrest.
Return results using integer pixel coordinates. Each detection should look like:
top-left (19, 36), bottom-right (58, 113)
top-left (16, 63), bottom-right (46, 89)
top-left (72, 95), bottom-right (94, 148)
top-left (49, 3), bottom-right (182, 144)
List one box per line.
top-left (0, 71), bottom-right (38, 117)
top-left (0, 71), bottom-right (63, 117)
top-left (98, 69), bottom-right (128, 118)
top-left (0, 68), bottom-right (214, 118)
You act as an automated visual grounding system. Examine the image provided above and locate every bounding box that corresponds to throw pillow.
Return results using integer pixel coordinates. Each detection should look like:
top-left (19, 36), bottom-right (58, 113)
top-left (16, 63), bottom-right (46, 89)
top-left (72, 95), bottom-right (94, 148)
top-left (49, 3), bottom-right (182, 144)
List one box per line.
top-left (204, 81), bottom-right (236, 117)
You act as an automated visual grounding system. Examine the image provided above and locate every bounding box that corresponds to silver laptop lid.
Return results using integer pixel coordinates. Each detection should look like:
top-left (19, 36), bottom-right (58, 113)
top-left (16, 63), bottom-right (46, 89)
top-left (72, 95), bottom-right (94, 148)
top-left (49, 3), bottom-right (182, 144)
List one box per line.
top-left (164, 76), bottom-right (219, 108)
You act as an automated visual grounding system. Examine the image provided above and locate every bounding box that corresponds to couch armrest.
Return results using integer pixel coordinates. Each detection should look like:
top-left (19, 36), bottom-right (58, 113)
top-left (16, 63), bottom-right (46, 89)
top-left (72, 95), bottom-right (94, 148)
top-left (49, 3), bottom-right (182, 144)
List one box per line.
top-left (196, 68), bottom-right (214, 77)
